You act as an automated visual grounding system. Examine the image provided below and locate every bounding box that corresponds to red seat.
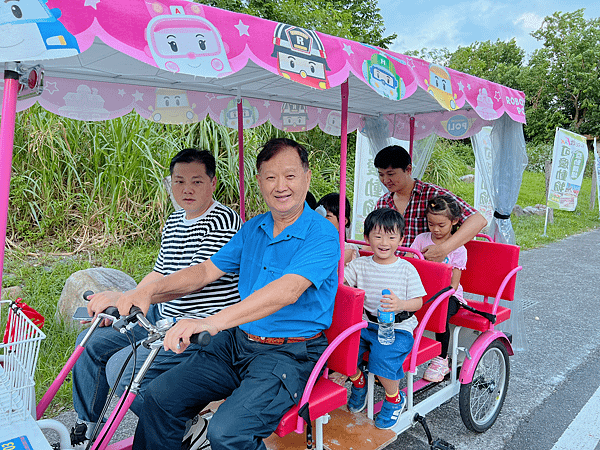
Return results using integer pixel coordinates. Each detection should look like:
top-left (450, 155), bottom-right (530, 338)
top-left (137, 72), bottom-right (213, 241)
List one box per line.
top-left (399, 257), bottom-right (453, 373)
top-left (449, 240), bottom-right (521, 332)
top-left (274, 285), bottom-right (366, 438)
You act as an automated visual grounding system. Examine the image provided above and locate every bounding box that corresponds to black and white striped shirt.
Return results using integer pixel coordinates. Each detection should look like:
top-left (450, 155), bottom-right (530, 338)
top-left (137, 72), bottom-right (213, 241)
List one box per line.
top-left (154, 201), bottom-right (241, 319)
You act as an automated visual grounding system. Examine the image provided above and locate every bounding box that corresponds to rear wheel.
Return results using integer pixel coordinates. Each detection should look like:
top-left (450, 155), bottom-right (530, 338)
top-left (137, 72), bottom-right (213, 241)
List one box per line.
top-left (459, 340), bottom-right (509, 432)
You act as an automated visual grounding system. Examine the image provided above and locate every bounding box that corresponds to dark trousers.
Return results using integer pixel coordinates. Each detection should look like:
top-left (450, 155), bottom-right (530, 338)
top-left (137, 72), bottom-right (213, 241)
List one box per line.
top-left (437, 295), bottom-right (461, 358)
top-left (132, 327), bottom-right (327, 450)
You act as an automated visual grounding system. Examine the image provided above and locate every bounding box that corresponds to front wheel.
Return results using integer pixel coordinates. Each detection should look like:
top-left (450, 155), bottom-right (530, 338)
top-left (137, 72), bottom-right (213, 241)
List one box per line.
top-left (459, 340), bottom-right (509, 432)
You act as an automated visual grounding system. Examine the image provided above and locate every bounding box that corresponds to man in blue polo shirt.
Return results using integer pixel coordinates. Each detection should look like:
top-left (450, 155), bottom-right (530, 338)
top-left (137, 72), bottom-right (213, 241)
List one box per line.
top-left (117, 137), bottom-right (340, 450)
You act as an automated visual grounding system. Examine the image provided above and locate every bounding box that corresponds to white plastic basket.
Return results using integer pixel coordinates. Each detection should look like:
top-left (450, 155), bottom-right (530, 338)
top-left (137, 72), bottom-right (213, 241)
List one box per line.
top-left (0, 300), bottom-right (46, 424)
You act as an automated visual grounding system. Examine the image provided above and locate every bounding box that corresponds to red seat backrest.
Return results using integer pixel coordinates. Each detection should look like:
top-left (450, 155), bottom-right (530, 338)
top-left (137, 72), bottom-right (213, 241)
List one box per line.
top-left (324, 284), bottom-right (365, 376)
top-left (400, 257), bottom-right (453, 334)
top-left (461, 240), bottom-right (520, 301)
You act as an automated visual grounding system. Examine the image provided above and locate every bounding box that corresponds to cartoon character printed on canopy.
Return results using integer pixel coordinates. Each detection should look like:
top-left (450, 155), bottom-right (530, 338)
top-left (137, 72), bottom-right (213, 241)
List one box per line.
top-left (362, 52), bottom-right (405, 101)
top-left (0, 0), bottom-right (79, 60)
top-left (323, 110), bottom-right (341, 135)
top-left (271, 24), bottom-right (330, 90)
top-left (424, 63), bottom-right (459, 111)
top-left (281, 103), bottom-right (308, 132)
top-left (58, 85), bottom-right (110, 121)
top-left (145, 2), bottom-right (232, 77)
top-left (474, 87), bottom-right (497, 120)
top-left (220, 98), bottom-right (259, 129)
top-left (148, 88), bottom-right (198, 124)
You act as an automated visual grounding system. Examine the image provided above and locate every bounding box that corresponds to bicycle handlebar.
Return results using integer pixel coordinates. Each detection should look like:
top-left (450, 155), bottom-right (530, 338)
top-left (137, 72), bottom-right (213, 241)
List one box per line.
top-left (83, 290), bottom-right (212, 347)
top-left (190, 331), bottom-right (211, 346)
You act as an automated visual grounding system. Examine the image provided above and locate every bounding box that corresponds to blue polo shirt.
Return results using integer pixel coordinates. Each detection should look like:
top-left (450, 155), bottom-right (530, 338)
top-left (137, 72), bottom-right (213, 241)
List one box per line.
top-left (210, 203), bottom-right (339, 338)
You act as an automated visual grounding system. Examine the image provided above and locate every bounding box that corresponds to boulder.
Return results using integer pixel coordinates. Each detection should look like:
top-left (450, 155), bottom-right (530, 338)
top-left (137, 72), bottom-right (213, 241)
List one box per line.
top-left (512, 205), bottom-right (525, 217)
top-left (1, 285), bottom-right (23, 300)
top-left (459, 174), bottom-right (475, 183)
top-left (56, 268), bottom-right (137, 328)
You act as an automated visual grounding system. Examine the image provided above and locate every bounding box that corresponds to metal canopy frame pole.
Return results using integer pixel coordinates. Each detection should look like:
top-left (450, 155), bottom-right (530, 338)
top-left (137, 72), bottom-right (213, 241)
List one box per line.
top-left (338, 80), bottom-right (349, 283)
top-left (0, 67), bottom-right (20, 287)
top-left (237, 97), bottom-right (246, 222)
top-left (409, 116), bottom-right (415, 159)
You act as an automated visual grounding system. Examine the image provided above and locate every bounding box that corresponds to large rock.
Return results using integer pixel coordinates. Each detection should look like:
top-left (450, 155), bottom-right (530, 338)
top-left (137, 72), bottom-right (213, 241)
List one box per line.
top-left (1, 285), bottom-right (23, 300)
top-left (56, 268), bottom-right (137, 328)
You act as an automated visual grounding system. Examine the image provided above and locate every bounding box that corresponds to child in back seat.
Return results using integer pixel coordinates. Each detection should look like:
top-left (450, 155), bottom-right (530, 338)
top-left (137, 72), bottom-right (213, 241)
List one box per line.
top-left (410, 194), bottom-right (467, 382)
top-left (316, 193), bottom-right (359, 266)
top-left (344, 208), bottom-right (425, 429)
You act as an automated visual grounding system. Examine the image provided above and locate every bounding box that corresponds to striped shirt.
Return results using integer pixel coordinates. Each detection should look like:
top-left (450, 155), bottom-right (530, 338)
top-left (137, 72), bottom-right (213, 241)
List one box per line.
top-left (154, 201), bottom-right (241, 319)
top-left (344, 256), bottom-right (426, 333)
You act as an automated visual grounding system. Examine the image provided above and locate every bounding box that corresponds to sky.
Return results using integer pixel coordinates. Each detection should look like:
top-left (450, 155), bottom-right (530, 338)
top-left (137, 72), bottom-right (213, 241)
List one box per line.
top-left (378, 0), bottom-right (600, 61)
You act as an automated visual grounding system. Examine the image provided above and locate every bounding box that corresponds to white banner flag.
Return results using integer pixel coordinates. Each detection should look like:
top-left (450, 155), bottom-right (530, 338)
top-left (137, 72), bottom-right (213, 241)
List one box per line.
top-left (547, 128), bottom-right (588, 211)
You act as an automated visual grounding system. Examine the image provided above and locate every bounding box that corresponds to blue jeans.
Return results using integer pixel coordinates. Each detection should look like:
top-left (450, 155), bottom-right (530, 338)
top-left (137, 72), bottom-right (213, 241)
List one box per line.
top-left (132, 327), bottom-right (328, 450)
top-left (72, 305), bottom-right (197, 422)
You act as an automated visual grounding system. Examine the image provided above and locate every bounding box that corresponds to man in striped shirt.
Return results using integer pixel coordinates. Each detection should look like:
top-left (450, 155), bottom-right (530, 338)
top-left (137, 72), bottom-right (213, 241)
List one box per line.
top-left (70, 148), bottom-right (241, 447)
top-left (374, 145), bottom-right (487, 261)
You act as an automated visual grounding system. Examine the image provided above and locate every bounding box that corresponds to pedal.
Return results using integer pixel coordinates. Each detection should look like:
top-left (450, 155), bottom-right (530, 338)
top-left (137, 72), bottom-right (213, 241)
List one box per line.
top-left (431, 439), bottom-right (455, 449)
top-left (414, 413), bottom-right (455, 450)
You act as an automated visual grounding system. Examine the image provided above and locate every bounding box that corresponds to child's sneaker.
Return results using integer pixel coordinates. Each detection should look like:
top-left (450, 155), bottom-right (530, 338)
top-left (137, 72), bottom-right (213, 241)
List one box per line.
top-left (375, 391), bottom-right (406, 429)
top-left (423, 356), bottom-right (450, 382)
top-left (347, 385), bottom-right (368, 413)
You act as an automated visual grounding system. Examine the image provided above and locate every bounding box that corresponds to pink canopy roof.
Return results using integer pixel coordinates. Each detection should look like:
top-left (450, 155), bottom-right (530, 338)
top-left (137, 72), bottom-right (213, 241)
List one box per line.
top-left (0, 0), bottom-right (525, 140)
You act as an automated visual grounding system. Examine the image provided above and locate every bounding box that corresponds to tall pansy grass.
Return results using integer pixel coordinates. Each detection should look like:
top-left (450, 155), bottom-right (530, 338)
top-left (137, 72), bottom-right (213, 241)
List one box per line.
top-left (10, 108), bottom-right (174, 248)
top-left (9, 107), bottom-right (356, 249)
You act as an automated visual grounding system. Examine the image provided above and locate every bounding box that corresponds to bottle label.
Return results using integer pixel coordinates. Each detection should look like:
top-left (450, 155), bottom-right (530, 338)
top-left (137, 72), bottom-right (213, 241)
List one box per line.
top-left (378, 309), bottom-right (394, 324)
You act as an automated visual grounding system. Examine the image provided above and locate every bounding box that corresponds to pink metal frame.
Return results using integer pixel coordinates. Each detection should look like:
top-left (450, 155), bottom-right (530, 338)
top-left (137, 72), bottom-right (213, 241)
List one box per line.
top-left (293, 320), bottom-right (368, 433)
top-left (0, 73), bottom-right (19, 288)
top-left (347, 239), bottom-right (425, 260)
top-left (36, 345), bottom-right (86, 419)
top-left (237, 98), bottom-right (246, 222)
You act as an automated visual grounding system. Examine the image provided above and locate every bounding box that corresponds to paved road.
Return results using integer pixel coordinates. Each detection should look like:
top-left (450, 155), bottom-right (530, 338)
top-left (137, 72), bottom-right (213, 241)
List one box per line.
top-left (385, 227), bottom-right (600, 449)
top-left (44, 228), bottom-right (600, 449)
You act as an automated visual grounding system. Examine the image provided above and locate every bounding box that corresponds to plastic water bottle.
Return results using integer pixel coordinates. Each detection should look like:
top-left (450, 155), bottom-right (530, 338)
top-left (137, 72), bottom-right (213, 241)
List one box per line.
top-left (378, 289), bottom-right (395, 345)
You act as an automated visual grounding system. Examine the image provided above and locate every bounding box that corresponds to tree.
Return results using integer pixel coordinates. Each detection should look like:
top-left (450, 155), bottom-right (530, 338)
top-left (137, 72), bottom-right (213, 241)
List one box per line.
top-left (525, 9), bottom-right (600, 143)
top-left (404, 48), bottom-right (451, 66)
top-left (202, 0), bottom-right (395, 47)
top-left (447, 39), bottom-right (525, 91)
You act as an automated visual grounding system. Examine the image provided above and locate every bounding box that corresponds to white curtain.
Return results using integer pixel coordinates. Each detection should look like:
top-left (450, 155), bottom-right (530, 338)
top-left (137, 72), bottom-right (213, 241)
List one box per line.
top-left (472, 113), bottom-right (529, 351)
top-left (361, 115), bottom-right (437, 177)
top-left (411, 134), bottom-right (438, 179)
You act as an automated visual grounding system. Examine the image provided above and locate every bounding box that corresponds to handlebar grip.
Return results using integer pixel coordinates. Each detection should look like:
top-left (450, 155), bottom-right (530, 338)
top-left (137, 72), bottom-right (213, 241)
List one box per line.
top-left (83, 290), bottom-right (94, 301)
top-left (190, 331), bottom-right (211, 347)
top-left (129, 306), bottom-right (143, 316)
top-left (103, 306), bottom-right (120, 319)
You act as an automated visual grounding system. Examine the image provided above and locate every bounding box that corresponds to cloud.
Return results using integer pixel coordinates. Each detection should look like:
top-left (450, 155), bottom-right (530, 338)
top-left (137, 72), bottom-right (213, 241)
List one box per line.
top-left (514, 12), bottom-right (545, 32)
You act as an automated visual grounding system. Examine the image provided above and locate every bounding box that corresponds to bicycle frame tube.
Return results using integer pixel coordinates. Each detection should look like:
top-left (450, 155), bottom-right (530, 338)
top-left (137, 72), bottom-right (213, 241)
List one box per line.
top-left (91, 344), bottom-right (162, 450)
top-left (37, 316), bottom-right (109, 419)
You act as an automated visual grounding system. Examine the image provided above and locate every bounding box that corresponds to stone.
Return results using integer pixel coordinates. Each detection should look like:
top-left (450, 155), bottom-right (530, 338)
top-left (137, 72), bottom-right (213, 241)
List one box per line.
top-left (459, 174), bottom-right (475, 183)
top-left (512, 205), bottom-right (525, 217)
top-left (56, 268), bottom-right (137, 328)
top-left (1, 285), bottom-right (23, 300)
